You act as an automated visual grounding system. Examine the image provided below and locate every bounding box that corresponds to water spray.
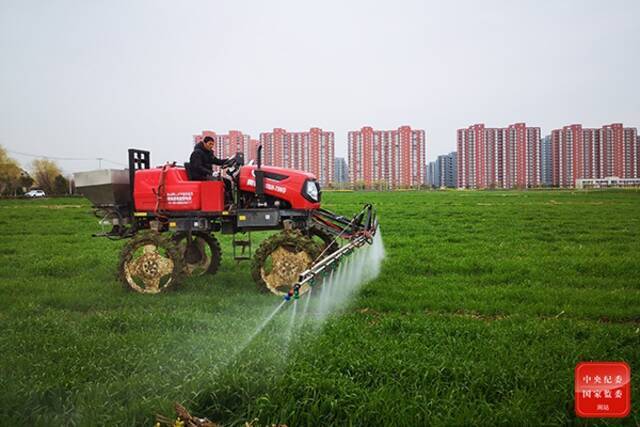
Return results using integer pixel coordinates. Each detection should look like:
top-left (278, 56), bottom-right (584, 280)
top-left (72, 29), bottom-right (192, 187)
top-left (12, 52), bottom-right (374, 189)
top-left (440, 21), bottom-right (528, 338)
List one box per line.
top-left (236, 299), bottom-right (287, 355)
top-left (220, 230), bottom-right (385, 379)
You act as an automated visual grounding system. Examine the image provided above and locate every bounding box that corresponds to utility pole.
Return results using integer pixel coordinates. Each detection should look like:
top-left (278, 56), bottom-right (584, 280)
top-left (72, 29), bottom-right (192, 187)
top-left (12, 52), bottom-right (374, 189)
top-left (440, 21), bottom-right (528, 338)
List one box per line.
top-left (97, 157), bottom-right (103, 169)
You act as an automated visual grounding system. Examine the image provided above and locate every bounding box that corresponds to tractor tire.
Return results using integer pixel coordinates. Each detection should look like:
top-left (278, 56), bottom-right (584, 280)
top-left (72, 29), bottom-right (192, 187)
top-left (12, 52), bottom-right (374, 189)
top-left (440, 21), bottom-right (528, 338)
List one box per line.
top-left (172, 232), bottom-right (222, 277)
top-left (118, 231), bottom-right (184, 294)
top-left (251, 231), bottom-right (320, 295)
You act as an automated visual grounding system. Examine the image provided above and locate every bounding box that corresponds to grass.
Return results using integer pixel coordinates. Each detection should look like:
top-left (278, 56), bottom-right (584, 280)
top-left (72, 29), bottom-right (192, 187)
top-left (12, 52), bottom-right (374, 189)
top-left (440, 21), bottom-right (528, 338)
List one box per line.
top-left (0, 190), bottom-right (638, 426)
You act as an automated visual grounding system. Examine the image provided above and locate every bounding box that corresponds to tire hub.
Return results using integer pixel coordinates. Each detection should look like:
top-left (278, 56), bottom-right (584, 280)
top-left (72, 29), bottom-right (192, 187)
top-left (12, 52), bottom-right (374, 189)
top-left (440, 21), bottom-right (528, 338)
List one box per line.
top-left (184, 241), bottom-right (204, 264)
top-left (121, 242), bottom-right (178, 294)
top-left (141, 257), bottom-right (159, 277)
top-left (261, 246), bottom-right (312, 295)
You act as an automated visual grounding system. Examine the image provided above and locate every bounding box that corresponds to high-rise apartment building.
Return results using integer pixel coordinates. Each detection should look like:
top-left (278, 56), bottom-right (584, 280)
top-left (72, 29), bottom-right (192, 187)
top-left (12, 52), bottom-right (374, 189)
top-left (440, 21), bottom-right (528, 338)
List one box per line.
top-left (437, 152), bottom-right (457, 188)
top-left (457, 123), bottom-right (540, 189)
top-left (425, 161), bottom-right (439, 188)
top-left (601, 124), bottom-right (638, 178)
top-left (259, 128), bottom-right (335, 186)
top-left (334, 157), bottom-right (349, 184)
top-left (540, 135), bottom-right (552, 186)
top-left (347, 125), bottom-right (426, 189)
top-left (193, 130), bottom-right (259, 163)
top-left (551, 123), bottom-right (638, 187)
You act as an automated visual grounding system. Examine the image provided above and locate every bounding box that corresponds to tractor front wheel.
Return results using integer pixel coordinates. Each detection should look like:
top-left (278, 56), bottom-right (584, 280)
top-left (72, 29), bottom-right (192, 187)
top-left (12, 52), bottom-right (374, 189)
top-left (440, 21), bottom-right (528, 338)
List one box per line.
top-left (251, 231), bottom-right (319, 296)
top-left (118, 232), bottom-right (184, 294)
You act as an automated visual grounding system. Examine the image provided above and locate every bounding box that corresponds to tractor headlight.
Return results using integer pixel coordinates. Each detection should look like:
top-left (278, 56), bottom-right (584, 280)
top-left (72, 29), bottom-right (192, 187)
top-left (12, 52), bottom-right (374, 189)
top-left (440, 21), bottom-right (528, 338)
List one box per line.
top-left (303, 180), bottom-right (320, 202)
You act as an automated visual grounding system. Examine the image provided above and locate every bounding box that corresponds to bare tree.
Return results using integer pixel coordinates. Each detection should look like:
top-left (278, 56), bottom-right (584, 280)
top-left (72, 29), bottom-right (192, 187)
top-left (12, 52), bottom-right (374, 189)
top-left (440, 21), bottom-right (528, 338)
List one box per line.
top-left (32, 159), bottom-right (62, 194)
top-left (0, 145), bottom-right (21, 195)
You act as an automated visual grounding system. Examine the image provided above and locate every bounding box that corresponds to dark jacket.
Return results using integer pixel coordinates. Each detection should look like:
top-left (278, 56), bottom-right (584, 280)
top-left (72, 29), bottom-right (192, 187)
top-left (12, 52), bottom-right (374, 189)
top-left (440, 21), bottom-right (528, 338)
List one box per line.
top-left (188, 142), bottom-right (226, 180)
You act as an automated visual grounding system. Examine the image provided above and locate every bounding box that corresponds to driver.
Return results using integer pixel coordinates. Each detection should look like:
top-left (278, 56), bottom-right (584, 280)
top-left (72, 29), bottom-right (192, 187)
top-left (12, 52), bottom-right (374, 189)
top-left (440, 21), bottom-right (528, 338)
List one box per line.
top-left (188, 136), bottom-right (234, 180)
top-left (188, 136), bottom-right (238, 208)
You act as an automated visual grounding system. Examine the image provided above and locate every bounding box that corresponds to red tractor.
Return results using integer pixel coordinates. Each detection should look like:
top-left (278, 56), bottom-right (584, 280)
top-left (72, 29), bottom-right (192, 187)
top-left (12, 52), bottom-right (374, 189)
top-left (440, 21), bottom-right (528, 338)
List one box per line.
top-left (75, 148), bottom-right (377, 299)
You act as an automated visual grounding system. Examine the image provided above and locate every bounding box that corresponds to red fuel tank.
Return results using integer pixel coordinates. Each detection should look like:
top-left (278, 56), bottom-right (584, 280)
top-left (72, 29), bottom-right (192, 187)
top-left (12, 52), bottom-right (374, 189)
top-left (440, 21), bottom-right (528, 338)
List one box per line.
top-left (133, 167), bottom-right (224, 212)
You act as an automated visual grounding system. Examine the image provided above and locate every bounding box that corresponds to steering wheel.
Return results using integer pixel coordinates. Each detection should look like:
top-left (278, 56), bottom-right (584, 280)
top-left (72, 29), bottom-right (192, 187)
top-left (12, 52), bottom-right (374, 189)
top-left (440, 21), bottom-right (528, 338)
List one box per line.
top-left (221, 159), bottom-right (240, 179)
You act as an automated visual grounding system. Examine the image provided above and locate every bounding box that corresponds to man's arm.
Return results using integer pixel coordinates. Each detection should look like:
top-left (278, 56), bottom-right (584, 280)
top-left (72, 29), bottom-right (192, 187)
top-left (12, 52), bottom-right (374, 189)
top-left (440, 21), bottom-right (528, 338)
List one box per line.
top-left (211, 155), bottom-right (228, 167)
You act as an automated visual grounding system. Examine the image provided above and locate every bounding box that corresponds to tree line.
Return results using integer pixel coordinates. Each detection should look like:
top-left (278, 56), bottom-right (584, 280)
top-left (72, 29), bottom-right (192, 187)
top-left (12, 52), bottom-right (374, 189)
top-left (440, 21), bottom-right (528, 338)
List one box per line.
top-left (0, 145), bottom-right (71, 196)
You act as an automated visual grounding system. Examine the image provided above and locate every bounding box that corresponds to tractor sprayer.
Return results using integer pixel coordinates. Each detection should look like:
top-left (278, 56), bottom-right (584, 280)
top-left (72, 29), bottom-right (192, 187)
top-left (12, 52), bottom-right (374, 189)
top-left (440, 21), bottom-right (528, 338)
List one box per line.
top-left (74, 146), bottom-right (379, 300)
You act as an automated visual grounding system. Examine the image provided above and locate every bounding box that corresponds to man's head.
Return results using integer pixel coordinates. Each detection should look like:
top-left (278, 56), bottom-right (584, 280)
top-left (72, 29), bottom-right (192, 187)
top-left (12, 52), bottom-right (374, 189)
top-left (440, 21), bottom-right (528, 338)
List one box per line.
top-left (202, 136), bottom-right (215, 151)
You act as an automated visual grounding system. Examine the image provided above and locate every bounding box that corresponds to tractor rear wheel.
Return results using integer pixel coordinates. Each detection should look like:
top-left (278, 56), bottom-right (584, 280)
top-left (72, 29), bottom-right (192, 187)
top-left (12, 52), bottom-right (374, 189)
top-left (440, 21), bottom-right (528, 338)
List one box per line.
top-left (118, 232), bottom-right (184, 294)
top-left (172, 232), bottom-right (221, 277)
top-left (251, 231), bottom-right (319, 296)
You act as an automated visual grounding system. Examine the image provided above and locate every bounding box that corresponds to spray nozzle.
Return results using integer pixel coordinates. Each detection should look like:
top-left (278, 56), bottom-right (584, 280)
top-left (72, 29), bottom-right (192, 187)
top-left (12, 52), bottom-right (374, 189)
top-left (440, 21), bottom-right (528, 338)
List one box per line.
top-left (285, 285), bottom-right (301, 301)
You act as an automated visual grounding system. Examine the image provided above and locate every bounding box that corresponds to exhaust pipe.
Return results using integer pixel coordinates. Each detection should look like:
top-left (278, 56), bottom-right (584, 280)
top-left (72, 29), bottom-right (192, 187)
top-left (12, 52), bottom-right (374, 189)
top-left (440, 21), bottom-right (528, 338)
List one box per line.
top-left (255, 145), bottom-right (266, 206)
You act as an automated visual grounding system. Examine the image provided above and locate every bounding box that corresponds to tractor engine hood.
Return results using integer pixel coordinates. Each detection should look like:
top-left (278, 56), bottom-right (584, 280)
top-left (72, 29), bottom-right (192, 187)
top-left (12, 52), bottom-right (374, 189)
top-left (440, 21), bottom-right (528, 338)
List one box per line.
top-left (238, 165), bottom-right (321, 210)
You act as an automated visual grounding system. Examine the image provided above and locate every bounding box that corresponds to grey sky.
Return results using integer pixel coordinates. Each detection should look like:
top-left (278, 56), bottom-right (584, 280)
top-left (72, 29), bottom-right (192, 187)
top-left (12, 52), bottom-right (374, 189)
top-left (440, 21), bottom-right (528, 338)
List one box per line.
top-left (1, 0), bottom-right (639, 174)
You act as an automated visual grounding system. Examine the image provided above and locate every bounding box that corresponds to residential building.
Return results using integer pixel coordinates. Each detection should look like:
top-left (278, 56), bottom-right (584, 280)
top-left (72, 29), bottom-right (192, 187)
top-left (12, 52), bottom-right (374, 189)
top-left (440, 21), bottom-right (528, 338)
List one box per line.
top-left (334, 157), bottom-right (349, 184)
top-left (457, 123), bottom-right (540, 189)
top-left (551, 123), bottom-right (638, 187)
top-left (193, 130), bottom-right (259, 163)
top-left (425, 161), bottom-right (439, 188)
top-left (600, 124), bottom-right (638, 178)
top-left (437, 151), bottom-right (457, 188)
top-left (347, 125), bottom-right (426, 189)
top-left (540, 135), bottom-right (552, 186)
top-left (259, 128), bottom-right (335, 186)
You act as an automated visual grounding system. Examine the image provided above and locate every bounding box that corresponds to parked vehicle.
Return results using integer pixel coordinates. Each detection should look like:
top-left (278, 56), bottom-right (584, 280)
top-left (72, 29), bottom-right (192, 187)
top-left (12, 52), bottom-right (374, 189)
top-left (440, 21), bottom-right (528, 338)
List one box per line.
top-left (24, 190), bottom-right (46, 198)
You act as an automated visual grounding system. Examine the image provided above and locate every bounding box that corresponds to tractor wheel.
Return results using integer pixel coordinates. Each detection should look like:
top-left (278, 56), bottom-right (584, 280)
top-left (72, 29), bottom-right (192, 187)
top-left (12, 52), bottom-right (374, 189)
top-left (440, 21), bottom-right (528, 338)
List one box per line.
top-left (251, 231), bottom-right (320, 296)
top-left (118, 232), bottom-right (184, 294)
top-left (172, 232), bottom-right (221, 277)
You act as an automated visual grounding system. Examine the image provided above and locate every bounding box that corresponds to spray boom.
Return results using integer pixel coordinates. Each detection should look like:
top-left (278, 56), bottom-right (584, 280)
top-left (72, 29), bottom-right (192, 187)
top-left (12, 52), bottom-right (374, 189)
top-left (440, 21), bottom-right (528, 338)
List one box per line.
top-left (283, 204), bottom-right (378, 301)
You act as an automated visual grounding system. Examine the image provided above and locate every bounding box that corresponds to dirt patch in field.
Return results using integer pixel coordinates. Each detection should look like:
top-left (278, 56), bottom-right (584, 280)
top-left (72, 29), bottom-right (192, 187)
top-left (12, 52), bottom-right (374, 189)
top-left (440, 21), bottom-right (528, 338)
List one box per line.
top-left (156, 403), bottom-right (288, 427)
top-left (40, 204), bottom-right (85, 209)
top-left (0, 204), bottom-right (85, 209)
top-left (547, 200), bottom-right (606, 206)
top-left (358, 307), bottom-right (509, 323)
top-left (596, 315), bottom-right (640, 326)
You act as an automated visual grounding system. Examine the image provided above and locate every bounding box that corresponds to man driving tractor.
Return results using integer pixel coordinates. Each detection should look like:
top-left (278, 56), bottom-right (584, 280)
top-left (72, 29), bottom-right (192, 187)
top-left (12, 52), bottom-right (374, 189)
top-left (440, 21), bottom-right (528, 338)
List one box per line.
top-left (188, 136), bottom-right (236, 206)
top-left (187, 136), bottom-right (233, 180)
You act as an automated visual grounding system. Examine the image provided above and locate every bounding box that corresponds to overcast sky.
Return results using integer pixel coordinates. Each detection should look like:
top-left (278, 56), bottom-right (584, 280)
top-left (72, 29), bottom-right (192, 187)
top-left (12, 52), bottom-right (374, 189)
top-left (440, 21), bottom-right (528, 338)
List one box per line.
top-left (1, 0), bottom-right (639, 173)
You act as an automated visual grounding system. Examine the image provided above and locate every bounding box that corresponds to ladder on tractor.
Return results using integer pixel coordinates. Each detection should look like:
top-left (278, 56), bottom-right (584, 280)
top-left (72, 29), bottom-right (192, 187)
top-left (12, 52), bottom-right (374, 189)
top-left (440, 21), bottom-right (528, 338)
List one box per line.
top-left (232, 233), bottom-right (252, 261)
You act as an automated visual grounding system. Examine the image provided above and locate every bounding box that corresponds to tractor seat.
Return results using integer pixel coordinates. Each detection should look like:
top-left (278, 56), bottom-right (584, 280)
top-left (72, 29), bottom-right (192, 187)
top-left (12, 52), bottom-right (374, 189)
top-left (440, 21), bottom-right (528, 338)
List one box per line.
top-left (184, 162), bottom-right (194, 180)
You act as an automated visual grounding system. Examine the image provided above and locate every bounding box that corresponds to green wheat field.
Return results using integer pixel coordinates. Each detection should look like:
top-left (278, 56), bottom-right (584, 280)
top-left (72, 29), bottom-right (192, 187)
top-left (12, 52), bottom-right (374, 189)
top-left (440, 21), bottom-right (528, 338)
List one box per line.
top-left (0, 190), bottom-right (639, 426)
